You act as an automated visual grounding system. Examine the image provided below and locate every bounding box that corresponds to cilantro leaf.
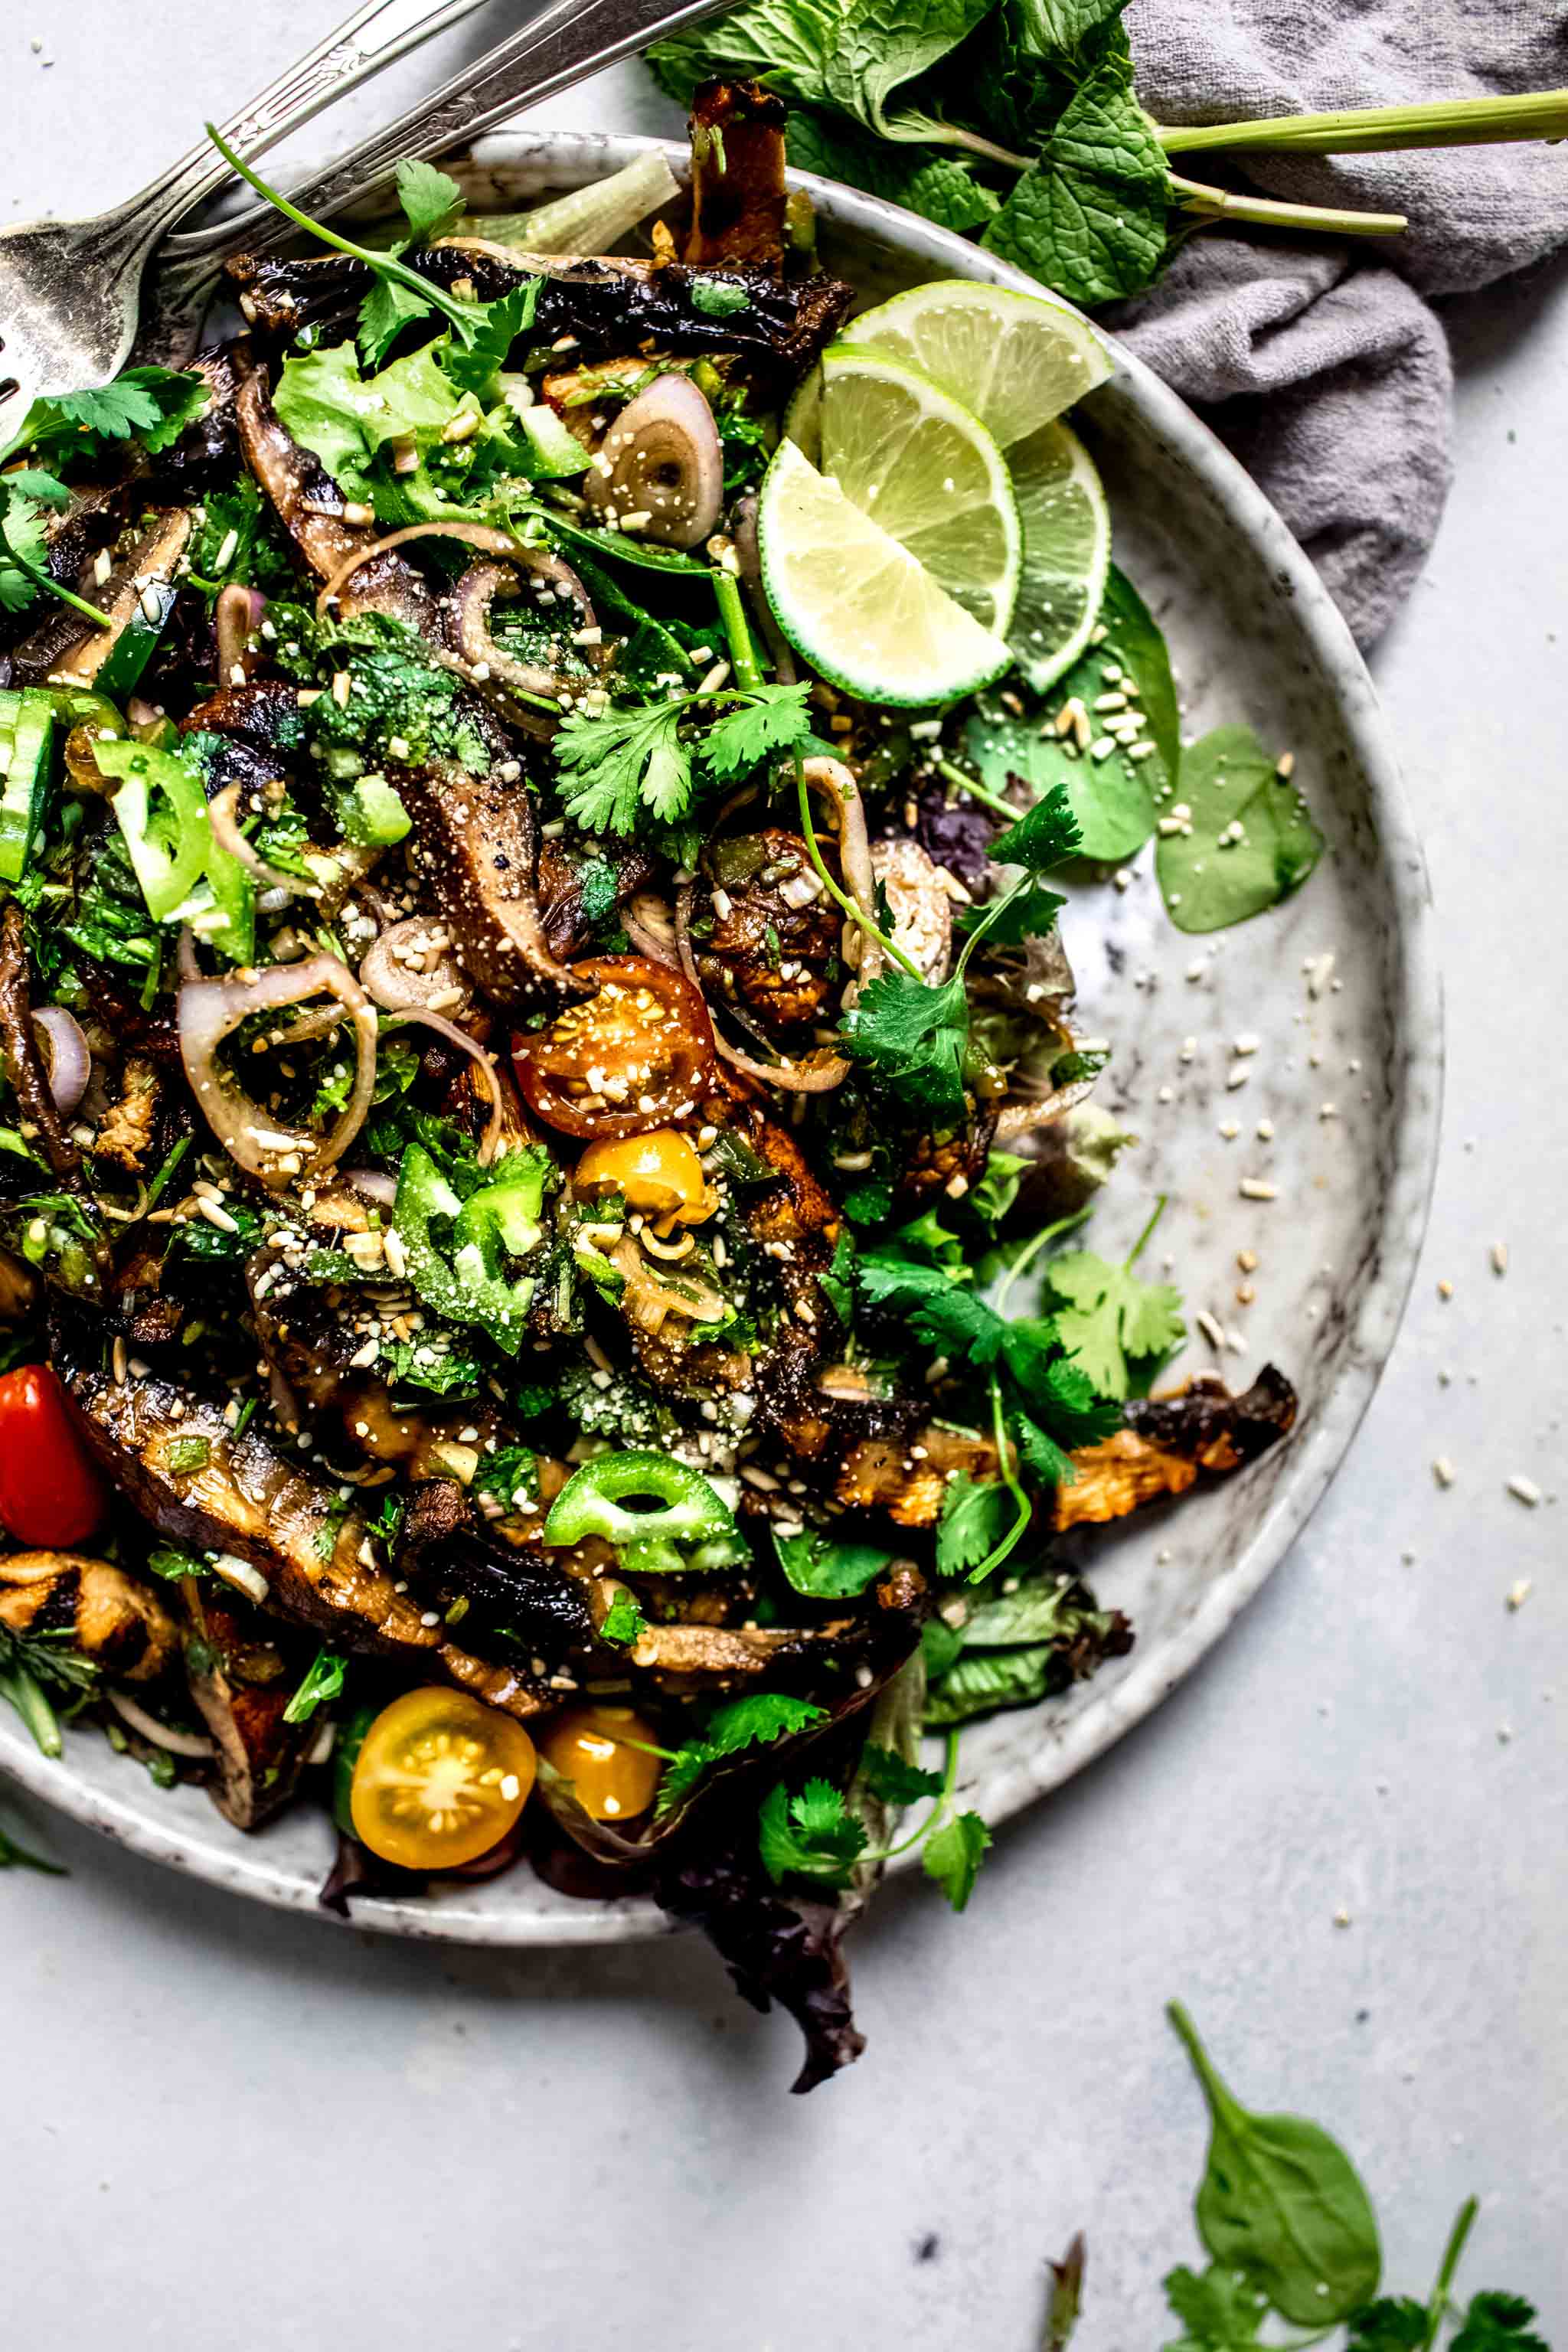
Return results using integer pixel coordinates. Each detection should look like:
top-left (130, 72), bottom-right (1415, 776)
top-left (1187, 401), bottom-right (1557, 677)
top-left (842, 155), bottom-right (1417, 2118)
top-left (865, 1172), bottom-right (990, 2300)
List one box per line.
top-left (357, 274), bottom-right (439, 369)
top-left (1044, 1248), bottom-right (1184, 1399)
top-left (1161, 2261), bottom-right (1270, 2350)
top-left (1451, 2295), bottom-right (1550, 2352)
top-left (922, 1807), bottom-right (990, 1909)
top-left (556, 701), bottom-right (693, 835)
top-left (281, 1647), bottom-right (346, 1726)
top-left (6, 468), bottom-right (69, 510)
top-left (701, 681), bottom-right (815, 779)
top-left (990, 779), bottom-right (1082, 872)
top-left (1155, 723), bottom-right (1325, 934)
top-left (758, 1776), bottom-right (867, 1885)
top-left (690, 276), bottom-right (753, 316)
top-left (776, 1527), bottom-right (893, 1598)
top-left (394, 157), bottom-right (466, 245)
top-left (1012, 1410), bottom-right (1076, 1488)
top-left (817, 1227), bottom-right (858, 1328)
top-left (857, 1741), bottom-right (943, 1805)
top-left (1341, 2303), bottom-right (1430, 2352)
top-left (841, 968), bottom-right (969, 1119)
top-left (440, 283), bottom-right (539, 402)
top-left (858, 1249), bottom-right (1004, 1363)
top-left (960, 876), bottom-right (1065, 948)
top-left (656, 1690), bottom-right (828, 1815)
top-left (936, 1472), bottom-right (1015, 1574)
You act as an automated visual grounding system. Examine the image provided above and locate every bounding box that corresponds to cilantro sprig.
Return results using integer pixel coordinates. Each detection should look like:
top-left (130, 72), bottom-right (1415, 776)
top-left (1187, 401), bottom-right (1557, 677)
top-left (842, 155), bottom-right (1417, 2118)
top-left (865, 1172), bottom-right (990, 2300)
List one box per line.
top-left (1041, 1194), bottom-right (1185, 1400)
top-left (555, 681), bottom-right (816, 835)
top-left (758, 1730), bottom-right (991, 1910)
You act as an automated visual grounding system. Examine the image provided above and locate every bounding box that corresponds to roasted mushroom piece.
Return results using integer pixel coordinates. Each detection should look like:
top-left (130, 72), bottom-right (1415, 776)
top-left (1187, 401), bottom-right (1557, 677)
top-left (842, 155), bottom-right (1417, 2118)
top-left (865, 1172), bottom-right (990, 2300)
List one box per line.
top-left (0, 1550), bottom-right (177, 1681)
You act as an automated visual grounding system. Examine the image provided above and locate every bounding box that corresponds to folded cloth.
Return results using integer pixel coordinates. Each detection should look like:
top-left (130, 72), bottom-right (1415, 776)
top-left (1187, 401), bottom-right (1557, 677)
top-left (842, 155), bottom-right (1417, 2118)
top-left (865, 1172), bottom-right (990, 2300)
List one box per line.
top-left (1113, 0), bottom-right (1568, 644)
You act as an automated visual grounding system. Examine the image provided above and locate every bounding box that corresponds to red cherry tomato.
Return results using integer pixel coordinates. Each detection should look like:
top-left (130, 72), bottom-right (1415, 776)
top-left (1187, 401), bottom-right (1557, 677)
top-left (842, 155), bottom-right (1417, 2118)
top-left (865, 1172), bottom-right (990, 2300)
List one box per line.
top-left (0, 1364), bottom-right (109, 1548)
top-left (511, 954), bottom-right (716, 1141)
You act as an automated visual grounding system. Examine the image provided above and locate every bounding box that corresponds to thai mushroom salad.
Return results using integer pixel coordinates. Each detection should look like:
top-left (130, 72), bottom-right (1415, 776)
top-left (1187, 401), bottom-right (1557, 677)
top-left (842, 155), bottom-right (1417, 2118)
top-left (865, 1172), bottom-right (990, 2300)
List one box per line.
top-left (0, 86), bottom-right (1304, 2089)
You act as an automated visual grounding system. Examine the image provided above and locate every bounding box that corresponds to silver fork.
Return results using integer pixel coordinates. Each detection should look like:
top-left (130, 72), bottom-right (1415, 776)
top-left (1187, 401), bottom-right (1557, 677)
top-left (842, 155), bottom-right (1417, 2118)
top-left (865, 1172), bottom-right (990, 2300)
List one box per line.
top-left (141, 0), bottom-right (735, 365)
top-left (0, 0), bottom-right (492, 423)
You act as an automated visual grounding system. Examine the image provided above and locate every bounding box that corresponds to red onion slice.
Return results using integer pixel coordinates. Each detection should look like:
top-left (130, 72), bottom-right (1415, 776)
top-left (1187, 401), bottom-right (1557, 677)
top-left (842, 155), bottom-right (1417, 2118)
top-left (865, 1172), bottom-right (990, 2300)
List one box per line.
top-left (178, 953), bottom-right (378, 1186)
top-left (31, 1007), bottom-right (90, 1117)
top-left (359, 916), bottom-right (468, 1014)
top-left (583, 374), bottom-right (723, 551)
top-left (315, 521), bottom-right (535, 619)
top-left (384, 1008), bottom-right (504, 1165)
top-left (340, 1167), bottom-right (398, 1209)
top-left (801, 756), bottom-right (883, 993)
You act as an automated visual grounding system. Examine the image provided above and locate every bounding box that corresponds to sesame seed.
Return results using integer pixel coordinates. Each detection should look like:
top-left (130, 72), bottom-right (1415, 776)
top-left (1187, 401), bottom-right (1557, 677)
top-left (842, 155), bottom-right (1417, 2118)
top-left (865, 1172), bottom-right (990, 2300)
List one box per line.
top-left (1239, 1178), bottom-right (1276, 1200)
top-left (1432, 1455), bottom-right (1457, 1488)
top-left (1506, 1475), bottom-right (1542, 1508)
top-left (1491, 1241), bottom-right (1508, 1276)
top-left (1507, 1579), bottom-right (1533, 1612)
top-left (1195, 1308), bottom-right (1225, 1350)
top-left (1437, 1278), bottom-right (1454, 1300)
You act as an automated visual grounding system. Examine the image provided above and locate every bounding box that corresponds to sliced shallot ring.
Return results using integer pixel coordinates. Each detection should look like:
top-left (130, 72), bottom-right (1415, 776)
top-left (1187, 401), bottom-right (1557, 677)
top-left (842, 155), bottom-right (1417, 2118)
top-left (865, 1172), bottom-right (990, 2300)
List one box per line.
top-left (341, 1167), bottom-right (398, 1208)
top-left (583, 373), bottom-right (722, 550)
top-left (359, 916), bottom-right (468, 1014)
top-left (31, 1007), bottom-right (90, 1116)
top-left (215, 585), bottom-right (266, 686)
top-left (451, 553), bottom-right (597, 706)
top-left (801, 756), bottom-right (883, 993)
top-left (315, 521), bottom-right (531, 619)
top-left (620, 890), bottom-right (680, 971)
top-left (383, 1007), bottom-right (504, 1165)
top-left (731, 494), bottom-right (796, 683)
top-left (209, 782), bottom-right (320, 900)
top-left (106, 1690), bottom-right (216, 1759)
top-left (178, 953), bottom-right (378, 1186)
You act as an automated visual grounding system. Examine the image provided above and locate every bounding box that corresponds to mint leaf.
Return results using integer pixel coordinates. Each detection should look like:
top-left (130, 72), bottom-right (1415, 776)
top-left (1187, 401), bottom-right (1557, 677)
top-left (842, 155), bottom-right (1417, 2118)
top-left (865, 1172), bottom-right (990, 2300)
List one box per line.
top-left (922, 1808), bottom-right (990, 1908)
top-left (788, 106), bottom-right (1003, 232)
top-left (1155, 723), bottom-right (1325, 934)
top-left (825, 0), bottom-right (996, 139)
top-left (648, 0), bottom-right (842, 107)
top-left (984, 52), bottom-right (1171, 305)
top-left (1012, 0), bottom-right (1130, 63)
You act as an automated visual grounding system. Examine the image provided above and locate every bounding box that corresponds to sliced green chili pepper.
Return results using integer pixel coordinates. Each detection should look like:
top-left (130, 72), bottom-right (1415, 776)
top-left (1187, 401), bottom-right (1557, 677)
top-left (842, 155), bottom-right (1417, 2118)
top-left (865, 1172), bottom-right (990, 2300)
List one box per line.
top-left (95, 737), bottom-right (255, 959)
top-left (331, 1700), bottom-right (381, 1838)
top-left (392, 1144), bottom-right (549, 1356)
top-left (94, 578), bottom-right (175, 700)
top-left (0, 691), bottom-right (57, 884)
top-left (543, 1451), bottom-right (740, 1576)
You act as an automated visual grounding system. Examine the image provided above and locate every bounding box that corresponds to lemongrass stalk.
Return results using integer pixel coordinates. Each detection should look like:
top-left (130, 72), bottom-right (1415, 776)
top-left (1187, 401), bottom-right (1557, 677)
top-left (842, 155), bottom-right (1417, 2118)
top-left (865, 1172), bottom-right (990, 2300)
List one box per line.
top-left (1170, 173), bottom-right (1406, 237)
top-left (1158, 87), bottom-right (1568, 156)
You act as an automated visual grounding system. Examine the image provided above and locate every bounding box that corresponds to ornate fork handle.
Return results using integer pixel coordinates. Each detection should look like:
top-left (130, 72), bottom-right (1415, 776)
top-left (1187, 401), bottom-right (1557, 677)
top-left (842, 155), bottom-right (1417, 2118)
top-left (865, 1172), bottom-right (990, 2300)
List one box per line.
top-left (163, 0), bottom-right (732, 265)
top-left (110, 0), bottom-right (492, 260)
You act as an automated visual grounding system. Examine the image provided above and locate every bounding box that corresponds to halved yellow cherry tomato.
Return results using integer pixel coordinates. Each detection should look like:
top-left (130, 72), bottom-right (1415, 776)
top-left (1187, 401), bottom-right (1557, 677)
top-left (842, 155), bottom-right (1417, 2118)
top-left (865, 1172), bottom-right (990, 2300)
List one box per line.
top-left (538, 1706), bottom-right (662, 1823)
top-left (349, 1687), bottom-right (537, 1870)
top-left (574, 1129), bottom-right (713, 1233)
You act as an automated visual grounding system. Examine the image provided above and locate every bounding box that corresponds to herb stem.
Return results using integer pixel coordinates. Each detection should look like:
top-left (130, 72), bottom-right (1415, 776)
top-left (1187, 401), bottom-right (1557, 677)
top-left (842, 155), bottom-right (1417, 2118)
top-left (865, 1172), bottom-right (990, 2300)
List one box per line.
top-left (1423, 2197), bottom-right (1480, 2349)
top-left (204, 124), bottom-right (479, 342)
top-left (969, 1367), bottom-right (1031, 1582)
top-left (1169, 173), bottom-right (1406, 237)
top-left (0, 1662), bottom-right (62, 1759)
top-left (1158, 88), bottom-right (1568, 155)
top-left (711, 569), bottom-right (763, 690)
top-left (1124, 1191), bottom-right (1167, 1271)
top-left (0, 536), bottom-right (109, 629)
top-left (794, 756), bottom-right (924, 982)
top-left (995, 1210), bottom-right (1091, 1317)
top-left (871, 1729), bottom-right (962, 1859)
top-left (935, 755), bottom-right (1021, 822)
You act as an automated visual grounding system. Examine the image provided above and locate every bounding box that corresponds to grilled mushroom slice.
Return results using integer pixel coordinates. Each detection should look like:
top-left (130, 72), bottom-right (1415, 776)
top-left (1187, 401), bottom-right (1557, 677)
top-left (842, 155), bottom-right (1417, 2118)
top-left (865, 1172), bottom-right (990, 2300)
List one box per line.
top-left (405, 761), bottom-right (583, 1003)
top-left (685, 78), bottom-right (789, 270)
top-left (181, 1589), bottom-right (315, 1829)
top-left (0, 1550), bottom-right (177, 1681)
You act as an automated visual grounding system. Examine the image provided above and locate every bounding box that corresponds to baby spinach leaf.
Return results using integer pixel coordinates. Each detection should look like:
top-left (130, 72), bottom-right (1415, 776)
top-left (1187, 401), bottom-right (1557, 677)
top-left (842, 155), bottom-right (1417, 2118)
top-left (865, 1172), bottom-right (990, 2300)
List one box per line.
top-left (984, 51), bottom-right (1171, 305)
top-left (1155, 724), bottom-right (1325, 933)
top-left (1168, 2002), bottom-right (1383, 2324)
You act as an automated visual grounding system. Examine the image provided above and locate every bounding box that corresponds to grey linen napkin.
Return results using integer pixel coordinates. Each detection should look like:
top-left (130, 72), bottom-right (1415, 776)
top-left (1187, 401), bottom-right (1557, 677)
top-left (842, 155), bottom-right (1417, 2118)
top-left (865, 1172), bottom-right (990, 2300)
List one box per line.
top-left (1112, 0), bottom-right (1568, 645)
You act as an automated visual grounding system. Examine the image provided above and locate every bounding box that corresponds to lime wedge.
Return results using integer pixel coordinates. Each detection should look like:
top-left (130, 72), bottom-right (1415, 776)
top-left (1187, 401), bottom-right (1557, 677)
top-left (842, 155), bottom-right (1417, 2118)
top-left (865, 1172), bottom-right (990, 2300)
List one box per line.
top-left (844, 279), bottom-right (1111, 449)
top-left (757, 438), bottom-right (1013, 707)
top-left (1006, 420), bottom-right (1111, 692)
top-left (797, 345), bottom-right (1021, 637)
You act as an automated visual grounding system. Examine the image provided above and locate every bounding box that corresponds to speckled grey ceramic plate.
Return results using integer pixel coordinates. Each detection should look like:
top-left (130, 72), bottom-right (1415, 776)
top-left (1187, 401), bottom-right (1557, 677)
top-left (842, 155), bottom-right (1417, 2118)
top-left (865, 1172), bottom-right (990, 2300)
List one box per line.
top-left (0, 132), bottom-right (1441, 1942)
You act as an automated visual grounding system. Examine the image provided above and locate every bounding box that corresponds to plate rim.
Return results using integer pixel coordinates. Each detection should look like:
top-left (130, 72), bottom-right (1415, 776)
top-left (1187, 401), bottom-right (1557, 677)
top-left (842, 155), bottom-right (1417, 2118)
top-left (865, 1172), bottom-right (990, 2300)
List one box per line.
top-left (1, 128), bottom-right (1442, 1944)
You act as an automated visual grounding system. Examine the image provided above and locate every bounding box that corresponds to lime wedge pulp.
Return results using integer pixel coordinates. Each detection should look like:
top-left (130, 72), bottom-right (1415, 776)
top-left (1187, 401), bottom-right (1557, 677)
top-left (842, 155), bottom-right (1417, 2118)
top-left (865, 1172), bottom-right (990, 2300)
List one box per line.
top-left (757, 438), bottom-right (1014, 707)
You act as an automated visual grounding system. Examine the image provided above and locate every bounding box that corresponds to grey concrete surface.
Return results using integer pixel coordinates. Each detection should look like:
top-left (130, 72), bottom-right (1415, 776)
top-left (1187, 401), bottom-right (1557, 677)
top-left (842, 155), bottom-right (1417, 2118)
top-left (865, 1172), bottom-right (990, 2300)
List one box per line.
top-left (2, 9), bottom-right (1564, 2344)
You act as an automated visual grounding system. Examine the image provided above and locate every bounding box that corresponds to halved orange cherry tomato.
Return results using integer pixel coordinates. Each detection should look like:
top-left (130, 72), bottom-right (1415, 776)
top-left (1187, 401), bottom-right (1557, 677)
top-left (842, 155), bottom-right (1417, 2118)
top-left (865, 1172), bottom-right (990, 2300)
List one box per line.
top-left (538, 1706), bottom-right (662, 1822)
top-left (0, 1364), bottom-right (109, 1548)
top-left (349, 1686), bottom-right (537, 1870)
top-left (512, 954), bottom-right (715, 1140)
top-left (574, 1129), bottom-right (713, 1233)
